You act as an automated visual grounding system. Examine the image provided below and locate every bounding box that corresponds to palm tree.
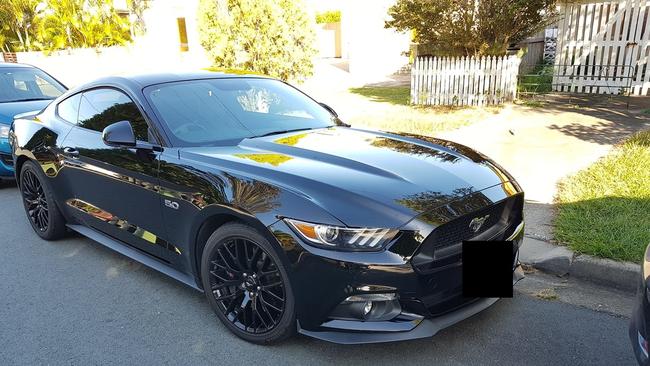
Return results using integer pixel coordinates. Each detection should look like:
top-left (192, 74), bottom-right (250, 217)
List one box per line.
top-left (0, 0), bottom-right (41, 51)
top-left (35, 0), bottom-right (131, 52)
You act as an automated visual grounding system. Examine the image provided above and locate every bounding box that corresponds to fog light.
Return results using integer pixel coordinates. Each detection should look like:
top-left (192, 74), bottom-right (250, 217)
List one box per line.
top-left (363, 301), bottom-right (373, 316)
top-left (329, 293), bottom-right (401, 321)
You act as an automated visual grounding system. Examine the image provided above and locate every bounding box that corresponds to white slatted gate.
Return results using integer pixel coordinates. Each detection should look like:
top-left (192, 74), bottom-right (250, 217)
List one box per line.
top-left (554, 0), bottom-right (650, 96)
top-left (411, 55), bottom-right (521, 106)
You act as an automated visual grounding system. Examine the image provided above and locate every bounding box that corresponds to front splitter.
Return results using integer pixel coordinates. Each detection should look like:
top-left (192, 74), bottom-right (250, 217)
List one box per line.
top-left (298, 264), bottom-right (525, 344)
top-left (298, 296), bottom-right (499, 344)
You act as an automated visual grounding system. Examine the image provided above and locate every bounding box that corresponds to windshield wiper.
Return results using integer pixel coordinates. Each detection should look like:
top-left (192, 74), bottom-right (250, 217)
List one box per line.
top-left (0, 97), bottom-right (54, 103)
top-left (256, 127), bottom-right (317, 138)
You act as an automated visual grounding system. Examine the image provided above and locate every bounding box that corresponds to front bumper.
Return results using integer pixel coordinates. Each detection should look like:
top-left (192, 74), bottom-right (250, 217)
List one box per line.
top-left (269, 215), bottom-right (525, 344)
top-left (299, 265), bottom-right (524, 344)
top-left (299, 297), bottom-right (500, 344)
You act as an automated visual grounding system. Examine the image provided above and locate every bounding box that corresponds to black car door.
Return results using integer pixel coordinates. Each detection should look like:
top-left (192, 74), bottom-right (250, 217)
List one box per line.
top-left (60, 87), bottom-right (166, 259)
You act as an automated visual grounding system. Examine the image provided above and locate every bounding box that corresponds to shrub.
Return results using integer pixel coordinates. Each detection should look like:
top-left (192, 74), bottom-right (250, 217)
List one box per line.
top-left (315, 10), bottom-right (341, 24)
top-left (198, 0), bottom-right (317, 82)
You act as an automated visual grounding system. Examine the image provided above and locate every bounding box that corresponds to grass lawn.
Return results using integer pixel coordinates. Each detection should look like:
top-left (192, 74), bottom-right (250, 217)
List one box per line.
top-left (555, 130), bottom-right (650, 262)
top-left (349, 86), bottom-right (411, 105)
top-left (347, 86), bottom-right (501, 137)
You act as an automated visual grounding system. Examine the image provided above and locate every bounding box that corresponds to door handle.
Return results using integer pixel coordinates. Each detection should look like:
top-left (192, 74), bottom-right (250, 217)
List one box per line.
top-left (63, 147), bottom-right (79, 157)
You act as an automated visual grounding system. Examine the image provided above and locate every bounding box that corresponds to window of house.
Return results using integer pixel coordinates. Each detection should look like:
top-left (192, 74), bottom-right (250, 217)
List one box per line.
top-left (177, 18), bottom-right (189, 52)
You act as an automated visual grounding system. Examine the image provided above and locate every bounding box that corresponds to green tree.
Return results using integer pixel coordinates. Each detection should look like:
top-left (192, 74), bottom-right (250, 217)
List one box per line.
top-left (37, 0), bottom-right (132, 51)
top-left (0, 0), bottom-right (42, 51)
top-left (0, 0), bottom-right (132, 52)
top-left (315, 10), bottom-right (340, 24)
top-left (198, 0), bottom-right (317, 82)
top-left (385, 0), bottom-right (558, 57)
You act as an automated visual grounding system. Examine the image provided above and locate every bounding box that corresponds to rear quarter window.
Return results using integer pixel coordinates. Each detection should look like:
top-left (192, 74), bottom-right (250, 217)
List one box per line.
top-left (56, 94), bottom-right (81, 124)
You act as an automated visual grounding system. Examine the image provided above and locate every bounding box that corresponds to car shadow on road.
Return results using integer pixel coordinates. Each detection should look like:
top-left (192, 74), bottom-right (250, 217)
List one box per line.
top-left (0, 180), bottom-right (17, 189)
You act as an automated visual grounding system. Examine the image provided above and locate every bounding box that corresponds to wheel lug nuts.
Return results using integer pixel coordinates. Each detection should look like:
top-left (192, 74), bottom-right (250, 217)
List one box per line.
top-left (257, 286), bottom-right (261, 290)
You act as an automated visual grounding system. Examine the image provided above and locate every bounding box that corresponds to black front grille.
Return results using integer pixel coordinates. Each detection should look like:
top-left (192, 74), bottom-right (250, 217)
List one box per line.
top-left (0, 153), bottom-right (13, 167)
top-left (431, 200), bottom-right (505, 246)
top-left (412, 194), bottom-right (523, 274)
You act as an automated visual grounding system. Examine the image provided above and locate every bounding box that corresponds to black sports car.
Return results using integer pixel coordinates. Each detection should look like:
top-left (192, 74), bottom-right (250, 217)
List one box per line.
top-left (10, 71), bottom-right (525, 344)
top-left (630, 243), bottom-right (650, 365)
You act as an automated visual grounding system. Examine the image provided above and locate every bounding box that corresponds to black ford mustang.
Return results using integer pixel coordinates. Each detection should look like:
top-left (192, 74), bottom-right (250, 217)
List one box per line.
top-left (10, 71), bottom-right (525, 344)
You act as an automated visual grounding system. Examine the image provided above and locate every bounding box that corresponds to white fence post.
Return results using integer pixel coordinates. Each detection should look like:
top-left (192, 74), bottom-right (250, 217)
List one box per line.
top-left (553, 0), bottom-right (650, 96)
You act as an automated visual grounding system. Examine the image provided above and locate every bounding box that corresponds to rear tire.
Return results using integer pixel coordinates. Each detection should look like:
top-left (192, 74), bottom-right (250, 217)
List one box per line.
top-left (19, 161), bottom-right (66, 240)
top-left (201, 222), bottom-right (296, 344)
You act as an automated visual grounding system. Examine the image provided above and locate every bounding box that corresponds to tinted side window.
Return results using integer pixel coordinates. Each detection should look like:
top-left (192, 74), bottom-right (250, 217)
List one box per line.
top-left (57, 93), bottom-right (81, 123)
top-left (77, 88), bottom-right (149, 141)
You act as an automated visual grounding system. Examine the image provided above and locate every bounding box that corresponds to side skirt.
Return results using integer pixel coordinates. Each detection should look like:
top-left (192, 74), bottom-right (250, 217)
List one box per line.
top-left (67, 224), bottom-right (202, 292)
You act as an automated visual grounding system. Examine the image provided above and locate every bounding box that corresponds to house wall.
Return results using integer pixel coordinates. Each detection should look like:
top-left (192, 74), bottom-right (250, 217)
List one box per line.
top-left (135, 0), bottom-right (204, 55)
top-left (306, 0), bottom-right (411, 77)
top-left (316, 22), bottom-right (342, 58)
top-left (15, 0), bottom-right (211, 87)
top-left (341, 0), bottom-right (411, 77)
top-left (16, 46), bottom-right (209, 87)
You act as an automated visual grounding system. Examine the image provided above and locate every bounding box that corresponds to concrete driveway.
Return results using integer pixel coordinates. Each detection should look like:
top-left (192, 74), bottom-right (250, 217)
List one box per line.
top-left (438, 97), bottom-right (650, 205)
top-left (0, 184), bottom-right (637, 365)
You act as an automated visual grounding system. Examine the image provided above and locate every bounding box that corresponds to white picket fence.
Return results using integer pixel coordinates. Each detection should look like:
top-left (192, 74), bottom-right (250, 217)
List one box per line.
top-left (411, 55), bottom-right (521, 106)
top-left (554, 0), bottom-right (650, 96)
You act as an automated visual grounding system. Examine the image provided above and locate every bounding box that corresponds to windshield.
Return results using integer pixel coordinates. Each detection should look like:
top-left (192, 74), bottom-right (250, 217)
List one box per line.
top-left (0, 67), bottom-right (66, 103)
top-left (145, 78), bottom-right (337, 146)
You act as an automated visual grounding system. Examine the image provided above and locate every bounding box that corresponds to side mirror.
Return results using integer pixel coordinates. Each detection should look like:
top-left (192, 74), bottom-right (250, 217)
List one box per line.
top-left (102, 120), bottom-right (136, 147)
top-left (319, 102), bottom-right (338, 117)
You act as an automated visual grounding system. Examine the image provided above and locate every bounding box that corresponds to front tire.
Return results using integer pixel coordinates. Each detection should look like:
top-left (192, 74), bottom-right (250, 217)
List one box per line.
top-left (19, 161), bottom-right (66, 240)
top-left (201, 222), bottom-right (296, 344)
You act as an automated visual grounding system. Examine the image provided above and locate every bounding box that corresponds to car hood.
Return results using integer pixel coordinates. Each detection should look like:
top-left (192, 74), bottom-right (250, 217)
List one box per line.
top-left (181, 127), bottom-right (517, 227)
top-left (0, 100), bottom-right (52, 125)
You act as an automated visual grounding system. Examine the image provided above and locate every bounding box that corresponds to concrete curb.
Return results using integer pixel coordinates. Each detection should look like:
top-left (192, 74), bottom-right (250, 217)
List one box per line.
top-left (519, 237), bottom-right (641, 292)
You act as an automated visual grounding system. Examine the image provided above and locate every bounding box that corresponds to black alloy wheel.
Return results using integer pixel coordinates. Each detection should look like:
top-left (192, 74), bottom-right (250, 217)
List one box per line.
top-left (19, 161), bottom-right (66, 240)
top-left (21, 168), bottom-right (49, 232)
top-left (201, 223), bottom-right (295, 343)
top-left (210, 237), bottom-right (285, 333)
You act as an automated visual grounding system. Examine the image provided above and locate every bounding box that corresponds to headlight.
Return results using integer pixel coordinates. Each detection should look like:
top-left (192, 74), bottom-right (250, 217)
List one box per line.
top-left (284, 218), bottom-right (398, 251)
top-left (0, 125), bottom-right (9, 139)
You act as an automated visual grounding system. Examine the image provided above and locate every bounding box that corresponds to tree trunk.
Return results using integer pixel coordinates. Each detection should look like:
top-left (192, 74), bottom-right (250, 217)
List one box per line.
top-left (15, 28), bottom-right (25, 51)
top-left (24, 29), bottom-right (31, 51)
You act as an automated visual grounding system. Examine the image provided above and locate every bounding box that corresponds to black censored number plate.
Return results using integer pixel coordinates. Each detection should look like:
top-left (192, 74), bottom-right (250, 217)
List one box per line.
top-left (462, 241), bottom-right (514, 298)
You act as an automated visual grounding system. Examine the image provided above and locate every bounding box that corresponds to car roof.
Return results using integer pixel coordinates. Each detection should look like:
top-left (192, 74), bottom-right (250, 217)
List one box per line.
top-left (85, 70), bottom-right (273, 89)
top-left (0, 62), bottom-right (36, 69)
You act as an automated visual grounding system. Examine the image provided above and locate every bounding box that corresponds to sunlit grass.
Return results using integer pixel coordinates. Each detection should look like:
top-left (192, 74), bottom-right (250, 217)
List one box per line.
top-left (555, 130), bottom-right (650, 262)
top-left (349, 86), bottom-right (411, 105)
top-left (348, 86), bottom-right (501, 136)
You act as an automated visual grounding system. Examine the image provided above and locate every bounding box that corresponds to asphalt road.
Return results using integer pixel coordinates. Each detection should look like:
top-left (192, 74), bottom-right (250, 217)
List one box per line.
top-left (0, 183), bottom-right (638, 366)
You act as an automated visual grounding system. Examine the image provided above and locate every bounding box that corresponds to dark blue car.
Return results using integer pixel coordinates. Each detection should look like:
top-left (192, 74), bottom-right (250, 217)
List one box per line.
top-left (0, 63), bottom-right (67, 182)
